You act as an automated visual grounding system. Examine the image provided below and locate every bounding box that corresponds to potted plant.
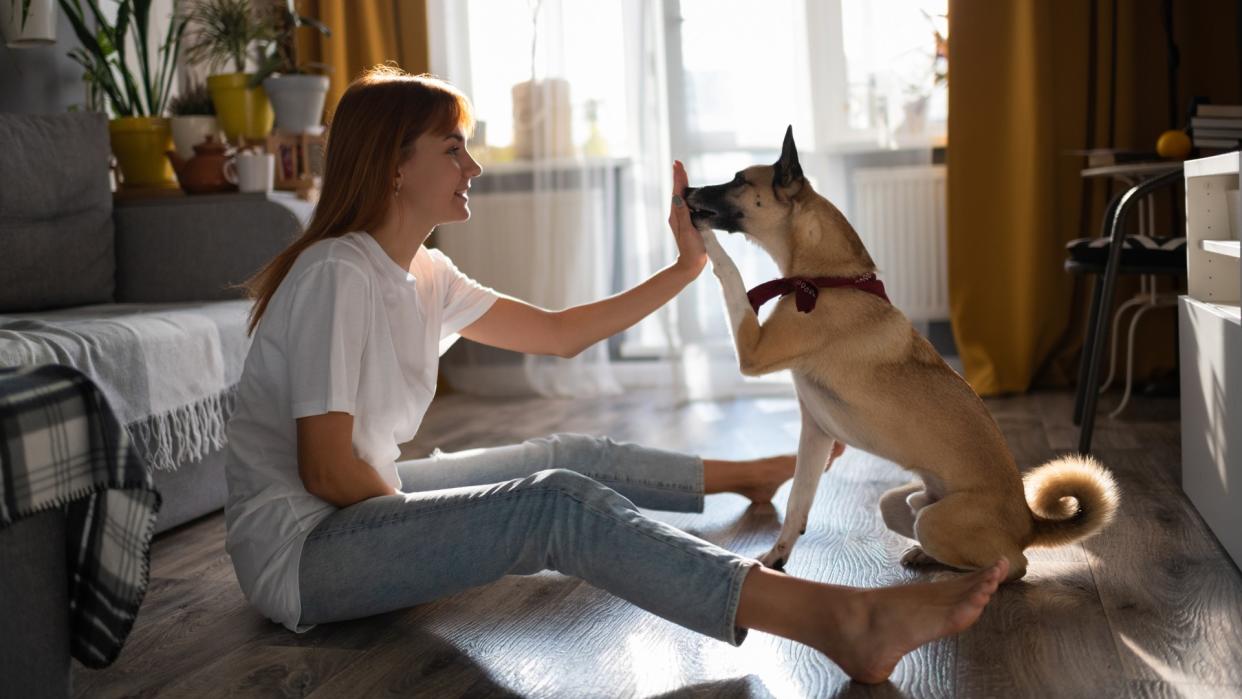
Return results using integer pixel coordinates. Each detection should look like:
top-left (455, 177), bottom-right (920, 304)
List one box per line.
top-left (59, 0), bottom-right (188, 189)
top-left (255, 0), bottom-right (329, 134)
top-left (0, 0), bottom-right (56, 47)
top-left (182, 0), bottom-right (273, 142)
top-left (168, 80), bottom-right (220, 159)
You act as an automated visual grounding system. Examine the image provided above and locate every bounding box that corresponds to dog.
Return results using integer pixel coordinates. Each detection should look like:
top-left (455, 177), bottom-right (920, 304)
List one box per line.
top-left (683, 126), bottom-right (1119, 580)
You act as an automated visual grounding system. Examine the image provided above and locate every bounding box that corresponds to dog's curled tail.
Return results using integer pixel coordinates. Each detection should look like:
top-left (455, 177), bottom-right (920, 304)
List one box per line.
top-left (1024, 454), bottom-right (1120, 548)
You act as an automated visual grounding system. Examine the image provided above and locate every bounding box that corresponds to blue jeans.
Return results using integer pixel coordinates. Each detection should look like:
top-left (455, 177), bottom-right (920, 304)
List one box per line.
top-left (298, 433), bottom-right (759, 644)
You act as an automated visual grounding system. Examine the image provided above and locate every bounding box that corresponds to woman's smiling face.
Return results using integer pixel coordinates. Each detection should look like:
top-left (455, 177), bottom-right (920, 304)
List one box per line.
top-left (395, 127), bottom-right (482, 226)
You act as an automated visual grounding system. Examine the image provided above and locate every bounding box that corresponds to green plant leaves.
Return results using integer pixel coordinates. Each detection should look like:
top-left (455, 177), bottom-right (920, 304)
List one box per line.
top-left (58, 0), bottom-right (184, 117)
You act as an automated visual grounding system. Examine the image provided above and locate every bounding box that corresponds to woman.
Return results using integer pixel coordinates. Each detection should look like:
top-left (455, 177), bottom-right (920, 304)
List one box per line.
top-left (224, 65), bottom-right (1006, 685)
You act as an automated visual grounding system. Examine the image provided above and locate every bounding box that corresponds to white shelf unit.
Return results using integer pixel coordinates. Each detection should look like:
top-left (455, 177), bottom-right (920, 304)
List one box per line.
top-left (1180, 151), bottom-right (1242, 569)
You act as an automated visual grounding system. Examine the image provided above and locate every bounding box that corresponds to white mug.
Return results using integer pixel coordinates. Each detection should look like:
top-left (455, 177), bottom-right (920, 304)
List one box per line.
top-left (230, 152), bottom-right (274, 193)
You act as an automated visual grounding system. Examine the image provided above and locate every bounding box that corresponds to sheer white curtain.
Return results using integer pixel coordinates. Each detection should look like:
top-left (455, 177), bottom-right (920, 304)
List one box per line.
top-left (428, 0), bottom-right (649, 397)
top-left (427, 0), bottom-right (946, 401)
top-left (624, 0), bottom-right (946, 401)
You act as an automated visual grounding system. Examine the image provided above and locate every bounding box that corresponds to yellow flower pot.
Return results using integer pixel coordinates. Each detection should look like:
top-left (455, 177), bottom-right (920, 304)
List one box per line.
top-left (208, 72), bottom-right (274, 142)
top-left (108, 116), bottom-right (177, 189)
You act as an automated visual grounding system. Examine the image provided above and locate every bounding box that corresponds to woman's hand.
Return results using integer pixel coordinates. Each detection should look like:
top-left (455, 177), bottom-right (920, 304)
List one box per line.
top-left (668, 160), bottom-right (707, 279)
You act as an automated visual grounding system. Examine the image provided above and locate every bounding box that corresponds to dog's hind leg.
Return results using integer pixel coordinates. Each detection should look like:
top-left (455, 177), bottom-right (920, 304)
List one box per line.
top-left (911, 496), bottom-right (1028, 580)
top-left (760, 404), bottom-right (838, 570)
top-left (879, 481), bottom-right (924, 540)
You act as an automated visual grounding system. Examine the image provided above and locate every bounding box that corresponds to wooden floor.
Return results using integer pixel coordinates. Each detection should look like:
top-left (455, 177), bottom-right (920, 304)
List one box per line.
top-left (72, 387), bottom-right (1242, 698)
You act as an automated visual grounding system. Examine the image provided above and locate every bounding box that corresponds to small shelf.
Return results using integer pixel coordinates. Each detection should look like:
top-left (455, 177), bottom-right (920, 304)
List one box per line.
top-left (1184, 150), bottom-right (1241, 178)
top-left (1184, 295), bottom-right (1242, 325)
top-left (1181, 152), bottom-right (1242, 570)
top-left (1202, 239), bottom-right (1242, 258)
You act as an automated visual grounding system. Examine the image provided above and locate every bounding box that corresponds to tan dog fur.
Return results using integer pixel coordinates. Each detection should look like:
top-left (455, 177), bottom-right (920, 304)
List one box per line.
top-left (684, 127), bottom-right (1120, 580)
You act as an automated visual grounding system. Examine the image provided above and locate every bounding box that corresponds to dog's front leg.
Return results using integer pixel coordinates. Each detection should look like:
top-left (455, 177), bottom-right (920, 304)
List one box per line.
top-left (761, 400), bottom-right (842, 569)
top-left (700, 228), bottom-right (761, 366)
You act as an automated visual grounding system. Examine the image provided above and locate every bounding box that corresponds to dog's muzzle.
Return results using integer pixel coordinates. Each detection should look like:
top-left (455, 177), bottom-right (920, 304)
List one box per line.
top-left (683, 189), bottom-right (717, 220)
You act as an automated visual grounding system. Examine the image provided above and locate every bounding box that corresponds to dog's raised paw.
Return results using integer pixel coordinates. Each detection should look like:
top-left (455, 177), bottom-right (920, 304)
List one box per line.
top-left (900, 545), bottom-right (938, 567)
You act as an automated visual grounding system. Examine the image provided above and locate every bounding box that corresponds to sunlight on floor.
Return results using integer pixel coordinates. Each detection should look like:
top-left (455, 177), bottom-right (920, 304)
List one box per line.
top-left (689, 402), bottom-right (726, 423)
top-left (753, 398), bottom-right (798, 414)
top-left (1118, 632), bottom-right (1195, 688)
top-left (625, 632), bottom-right (679, 696)
top-left (700, 637), bottom-right (812, 698)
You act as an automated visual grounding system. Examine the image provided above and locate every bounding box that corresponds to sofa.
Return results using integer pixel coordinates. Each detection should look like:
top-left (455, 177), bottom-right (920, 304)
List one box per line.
top-left (0, 111), bottom-right (305, 695)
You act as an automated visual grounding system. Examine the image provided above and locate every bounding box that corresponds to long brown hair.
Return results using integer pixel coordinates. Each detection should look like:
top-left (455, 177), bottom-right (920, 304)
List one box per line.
top-left (242, 65), bottom-right (474, 336)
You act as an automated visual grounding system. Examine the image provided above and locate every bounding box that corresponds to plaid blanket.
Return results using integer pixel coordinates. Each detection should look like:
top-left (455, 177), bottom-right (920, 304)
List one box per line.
top-left (0, 363), bottom-right (161, 668)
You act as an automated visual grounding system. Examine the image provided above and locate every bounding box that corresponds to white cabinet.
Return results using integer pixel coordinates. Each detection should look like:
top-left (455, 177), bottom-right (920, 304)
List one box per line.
top-left (1180, 151), bottom-right (1242, 568)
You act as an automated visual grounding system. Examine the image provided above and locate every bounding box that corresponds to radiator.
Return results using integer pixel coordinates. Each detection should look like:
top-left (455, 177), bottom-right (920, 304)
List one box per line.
top-left (851, 165), bottom-right (949, 322)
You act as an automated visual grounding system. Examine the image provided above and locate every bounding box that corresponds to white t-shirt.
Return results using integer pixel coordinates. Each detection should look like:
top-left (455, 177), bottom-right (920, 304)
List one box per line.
top-left (224, 231), bottom-right (498, 631)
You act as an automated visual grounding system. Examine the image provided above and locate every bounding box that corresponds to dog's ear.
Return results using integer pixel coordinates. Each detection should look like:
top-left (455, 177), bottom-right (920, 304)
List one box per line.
top-left (772, 125), bottom-right (804, 196)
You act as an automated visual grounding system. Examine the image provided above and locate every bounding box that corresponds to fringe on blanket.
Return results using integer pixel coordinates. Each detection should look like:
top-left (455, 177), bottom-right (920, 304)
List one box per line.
top-left (127, 385), bottom-right (240, 471)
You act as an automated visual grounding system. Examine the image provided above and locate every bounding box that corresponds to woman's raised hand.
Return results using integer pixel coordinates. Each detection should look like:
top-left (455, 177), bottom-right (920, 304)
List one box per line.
top-left (668, 160), bottom-right (707, 278)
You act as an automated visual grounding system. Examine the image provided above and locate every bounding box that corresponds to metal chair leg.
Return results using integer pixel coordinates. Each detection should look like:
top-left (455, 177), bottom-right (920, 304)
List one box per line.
top-left (1074, 275), bottom-right (1106, 427)
top-left (1078, 262), bottom-right (1121, 454)
top-left (1077, 169), bottom-right (1184, 454)
top-left (1074, 191), bottom-right (1126, 427)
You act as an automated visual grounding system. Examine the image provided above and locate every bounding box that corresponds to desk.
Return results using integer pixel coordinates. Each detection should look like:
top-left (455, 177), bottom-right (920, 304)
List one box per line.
top-left (1080, 161), bottom-right (1184, 179)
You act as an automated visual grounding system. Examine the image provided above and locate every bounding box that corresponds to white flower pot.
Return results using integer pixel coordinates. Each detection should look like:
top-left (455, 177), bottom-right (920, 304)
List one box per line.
top-left (170, 115), bottom-right (222, 160)
top-left (263, 74), bottom-right (330, 134)
top-left (0, 0), bottom-right (56, 47)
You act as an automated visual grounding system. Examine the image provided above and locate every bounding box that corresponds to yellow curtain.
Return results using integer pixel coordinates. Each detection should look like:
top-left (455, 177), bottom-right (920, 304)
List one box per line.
top-left (295, 0), bottom-right (429, 121)
top-left (948, 0), bottom-right (1240, 396)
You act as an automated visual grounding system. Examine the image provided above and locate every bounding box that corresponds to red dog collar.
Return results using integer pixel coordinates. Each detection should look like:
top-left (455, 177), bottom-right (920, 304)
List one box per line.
top-left (746, 273), bottom-right (890, 314)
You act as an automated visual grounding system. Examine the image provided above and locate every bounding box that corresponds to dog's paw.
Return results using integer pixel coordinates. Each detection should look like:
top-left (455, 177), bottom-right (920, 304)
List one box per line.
top-left (759, 545), bottom-right (789, 571)
top-left (900, 545), bottom-right (939, 567)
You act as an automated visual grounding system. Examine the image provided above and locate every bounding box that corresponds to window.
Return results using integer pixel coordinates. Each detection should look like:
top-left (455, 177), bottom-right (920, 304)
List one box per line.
top-left (462, 0), bottom-right (630, 159)
top-left (670, 0), bottom-right (948, 159)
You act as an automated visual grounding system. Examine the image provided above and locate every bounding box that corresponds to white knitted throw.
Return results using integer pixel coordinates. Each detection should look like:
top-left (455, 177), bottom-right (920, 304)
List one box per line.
top-left (0, 300), bottom-right (251, 470)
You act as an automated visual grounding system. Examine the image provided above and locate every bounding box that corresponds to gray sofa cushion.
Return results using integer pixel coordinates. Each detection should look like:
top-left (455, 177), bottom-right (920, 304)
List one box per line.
top-left (0, 112), bottom-right (115, 312)
top-left (114, 193), bottom-right (302, 303)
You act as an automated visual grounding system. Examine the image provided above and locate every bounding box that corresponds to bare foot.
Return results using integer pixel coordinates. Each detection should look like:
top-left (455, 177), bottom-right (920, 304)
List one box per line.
top-left (812, 559), bottom-right (1009, 684)
top-left (734, 455), bottom-right (796, 504)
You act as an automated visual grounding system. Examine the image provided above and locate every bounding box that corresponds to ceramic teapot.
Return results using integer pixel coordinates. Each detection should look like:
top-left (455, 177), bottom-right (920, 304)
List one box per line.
top-left (166, 135), bottom-right (239, 194)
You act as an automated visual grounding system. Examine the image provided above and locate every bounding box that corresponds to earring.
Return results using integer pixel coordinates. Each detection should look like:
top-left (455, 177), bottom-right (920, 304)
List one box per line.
top-left (394, 179), bottom-right (402, 196)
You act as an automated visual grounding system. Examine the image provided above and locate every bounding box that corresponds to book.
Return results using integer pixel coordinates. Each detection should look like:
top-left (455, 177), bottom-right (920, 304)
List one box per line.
top-left (1195, 104), bottom-right (1242, 118)
top-left (1191, 116), bottom-right (1242, 129)
top-left (1192, 137), bottom-right (1241, 148)
top-left (1192, 128), bottom-right (1242, 139)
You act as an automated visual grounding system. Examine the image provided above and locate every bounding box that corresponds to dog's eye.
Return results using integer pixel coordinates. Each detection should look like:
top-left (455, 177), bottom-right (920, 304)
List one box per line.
top-left (732, 173), bottom-right (747, 187)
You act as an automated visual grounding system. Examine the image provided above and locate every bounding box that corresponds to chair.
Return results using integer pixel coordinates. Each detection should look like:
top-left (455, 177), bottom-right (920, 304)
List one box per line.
top-left (1067, 167), bottom-right (1186, 454)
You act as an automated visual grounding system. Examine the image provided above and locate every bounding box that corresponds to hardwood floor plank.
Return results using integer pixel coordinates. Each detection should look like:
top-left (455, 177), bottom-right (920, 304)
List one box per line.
top-left (1085, 479), bottom-right (1242, 686)
top-left (955, 561), bottom-right (1125, 696)
top-left (156, 645), bottom-right (365, 698)
top-left (72, 576), bottom-right (268, 698)
top-left (788, 451), bottom-right (959, 699)
top-left (1123, 679), bottom-right (1242, 698)
top-left (306, 573), bottom-right (584, 698)
top-left (70, 389), bottom-right (1239, 698)
top-left (148, 516), bottom-right (235, 583)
